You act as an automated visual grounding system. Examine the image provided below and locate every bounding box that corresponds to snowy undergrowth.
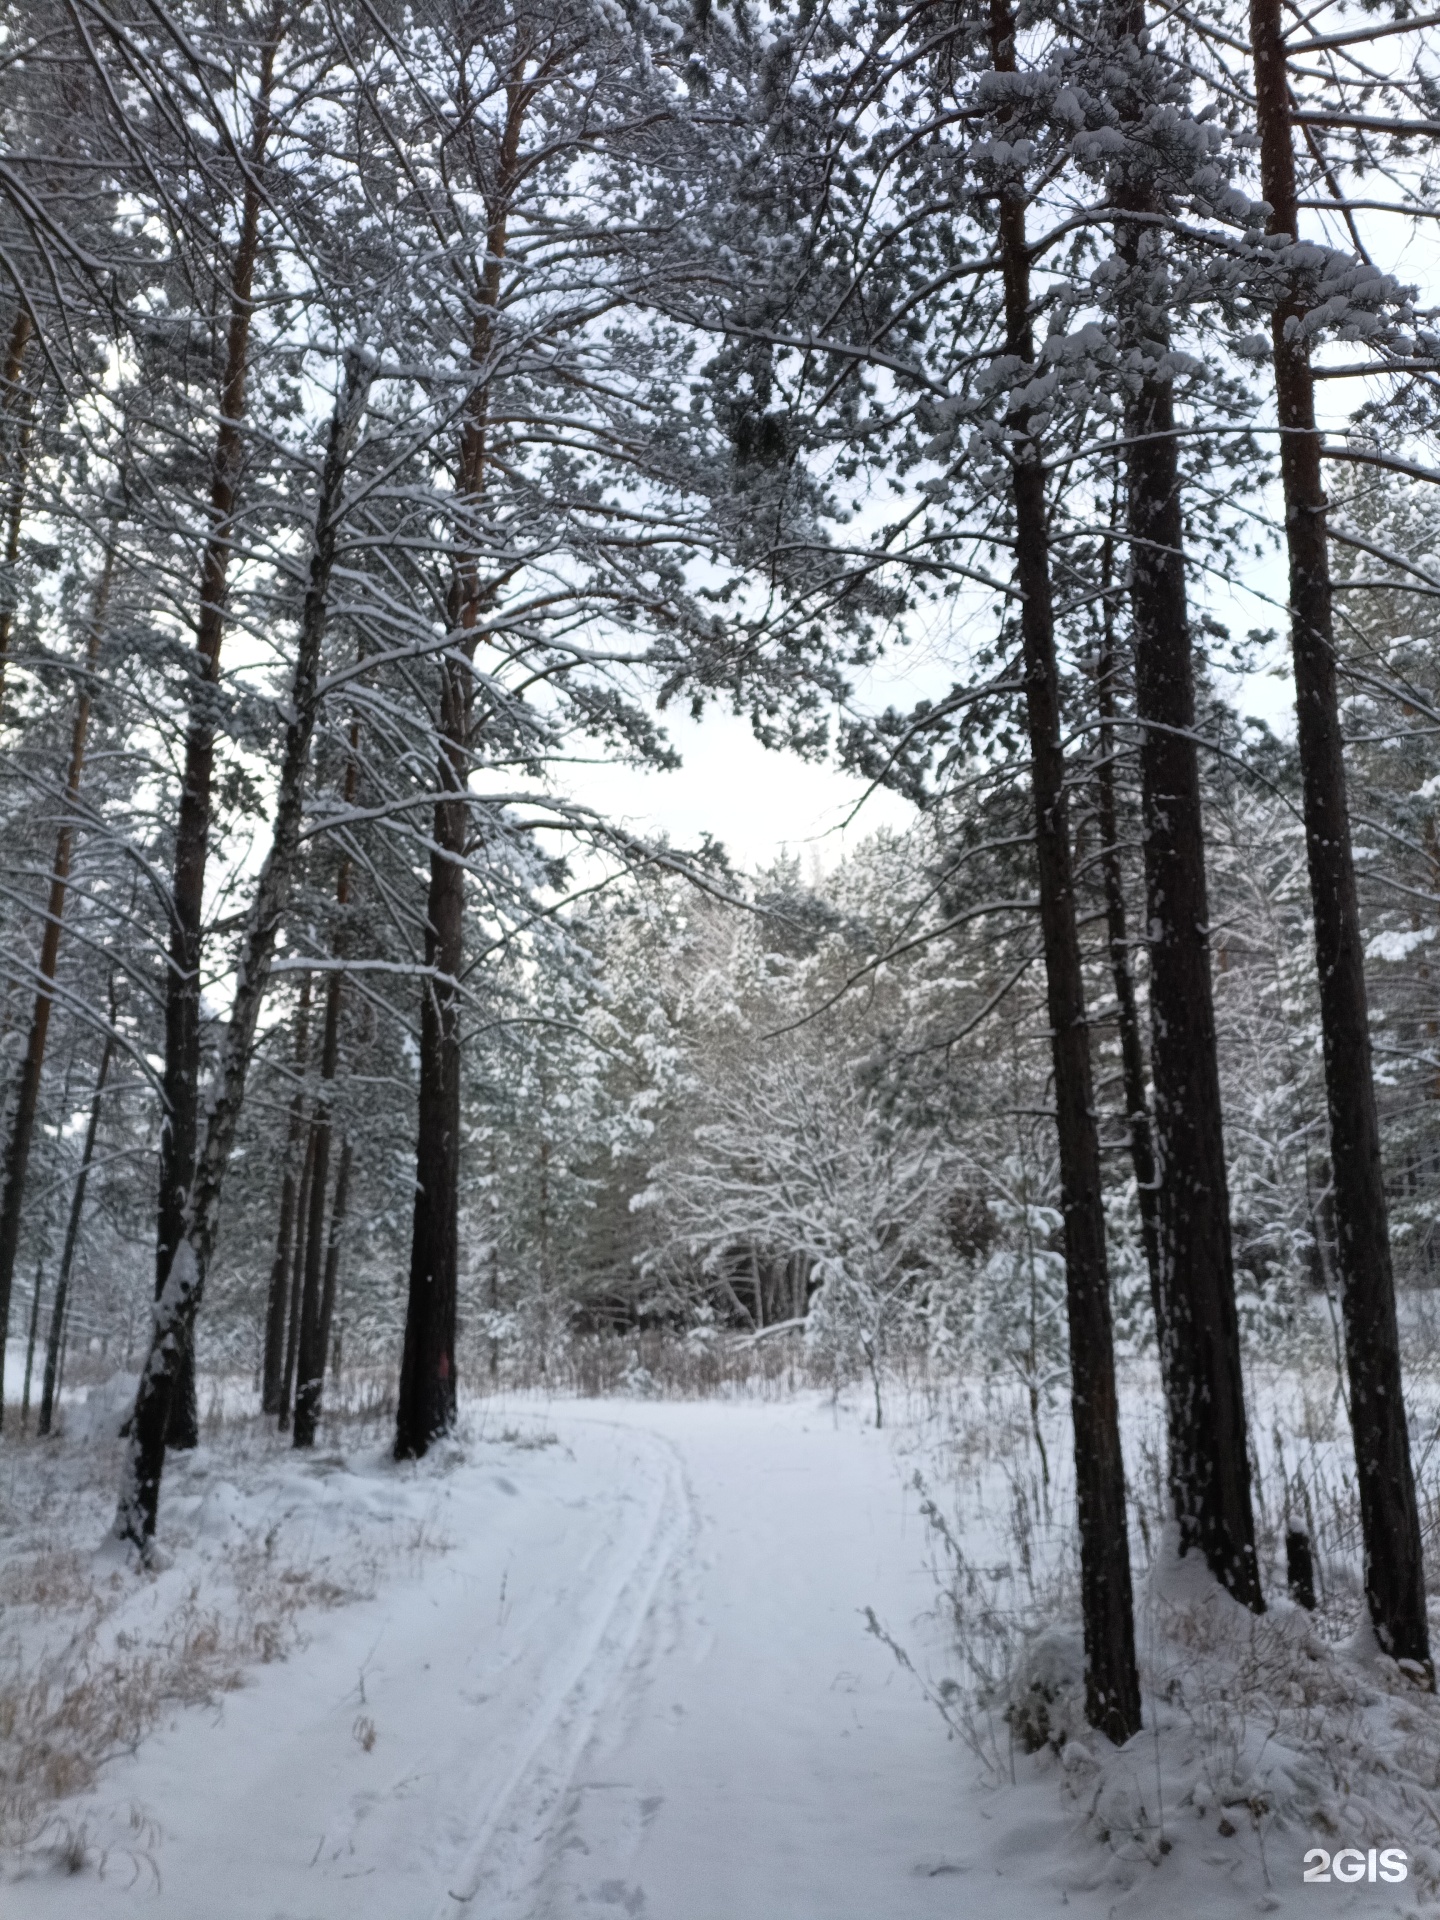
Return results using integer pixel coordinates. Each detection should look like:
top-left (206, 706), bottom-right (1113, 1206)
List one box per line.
top-left (0, 1379), bottom-right (458, 1873)
top-left (878, 1366), bottom-right (1440, 1916)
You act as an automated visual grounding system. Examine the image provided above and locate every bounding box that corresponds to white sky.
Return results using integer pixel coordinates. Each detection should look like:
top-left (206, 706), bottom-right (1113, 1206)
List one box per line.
top-left (558, 703), bottom-right (919, 876)
top-left (555, 538), bottom-right (1300, 875)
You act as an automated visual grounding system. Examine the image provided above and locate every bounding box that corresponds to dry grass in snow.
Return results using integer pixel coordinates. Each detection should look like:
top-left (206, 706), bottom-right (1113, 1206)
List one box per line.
top-left (0, 1383), bottom-right (451, 1879)
top-left (872, 1364), bottom-right (1440, 1916)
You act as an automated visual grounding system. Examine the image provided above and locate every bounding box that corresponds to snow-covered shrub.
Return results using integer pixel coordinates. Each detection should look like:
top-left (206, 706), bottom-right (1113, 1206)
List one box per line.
top-left (1002, 1626), bottom-right (1085, 1755)
top-left (889, 1364), bottom-right (1440, 1905)
top-left (60, 1372), bottom-right (139, 1443)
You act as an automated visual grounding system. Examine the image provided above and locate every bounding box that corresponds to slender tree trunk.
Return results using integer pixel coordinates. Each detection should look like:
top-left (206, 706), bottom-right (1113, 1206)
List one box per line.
top-left (792, 1251), bottom-right (811, 1320)
top-left (1094, 538), bottom-right (1163, 1329)
top-left (156, 40), bottom-right (280, 1452)
top-left (53, 1299), bottom-right (71, 1409)
top-left (293, 977), bottom-right (344, 1447)
top-left (395, 78), bottom-right (527, 1460)
top-left (1112, 69), bottom-right (1263, 1605)
top-left (39, 1011), bottom-right (116, 1437)
top-left (294, 741), bottom-right (358, 1446)
top-left (317, 1134), bottom-right (352, 1385)
top-left (262, 975), bottom-right (311, 1413)
top-left (1249, 0), bottom-right (1430, 1671)
top-left (115, 351), bottom-right (372, 1550)
top-left (395, 834), bottom-right (464, 1455)
top-left (0, 539), bottom-right (116, 1427)
top-left (279, 1127), bottom-right (315, 1431)
top-left (488, 1133), bottom-right (501, 1381)
top-left (0, 416), bottom-right (32, 719)
top-left (990, 0), bottom-right (1142, 1743)
top-left (1128, 346), bottom-right (1262, 1610)
top-left (0, 305), bottom-right (36, 718)
top-left (20, 1251), bottom-right (43, 1429)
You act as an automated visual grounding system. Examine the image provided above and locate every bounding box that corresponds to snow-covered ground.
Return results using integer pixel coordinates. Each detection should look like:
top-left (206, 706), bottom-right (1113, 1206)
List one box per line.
top-left (2, 1386), bottom-right (1437, 1918)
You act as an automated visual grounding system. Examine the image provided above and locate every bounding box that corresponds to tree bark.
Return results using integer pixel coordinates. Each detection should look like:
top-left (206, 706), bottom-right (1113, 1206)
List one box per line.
top-left (395, 72), bottom-right (528, 1460)
top-left (1094, 538), bottom-right (1164, 1336)
top-left (1110, 49), bottom-right (1263, 1604)
top-left (155, 39), bottom-right (279, 1452)
top-left (317, 1134), bottom-right (352, 1386)
top-left (0, 304), bottom-right (36, 718)
top-left (990, 0), bottom-right (1142, 1744)
top-left (0, 537), bottom-right (115, 1427)
top-left (395, 831), bottom-right (464, 1455)
top-left (279, 1125), bottom-right (316, 1431)
top-left (294, 737), bottom-right (358, 1446)
top-left (1249, 0), bottom-right (1430, 1670)
top-left (262, 975), bottom-right (311, 1414)
top-left (38, 1006), bottom-right (116, 1436)
top-left (20, 1251), bottom-right (43, 1430)
top-left (115, 350), bottom-right (372, 1550)
top-left (293, 973), bottom-right (345, 1446)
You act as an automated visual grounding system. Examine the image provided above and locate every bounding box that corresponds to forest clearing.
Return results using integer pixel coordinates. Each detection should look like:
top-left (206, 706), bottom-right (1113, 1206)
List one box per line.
top-left (5, 0), bottom-right (1440, 1908)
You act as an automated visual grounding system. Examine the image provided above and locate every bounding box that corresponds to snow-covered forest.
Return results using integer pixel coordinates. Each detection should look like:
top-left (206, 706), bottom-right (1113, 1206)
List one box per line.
top-left (4, 0), bottom-right (1440, 1909)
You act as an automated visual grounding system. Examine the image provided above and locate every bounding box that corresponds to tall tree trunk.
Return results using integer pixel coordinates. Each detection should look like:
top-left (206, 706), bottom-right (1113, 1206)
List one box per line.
top-left (1112, 55), bottom-right (1263, 1605)
top-left (20, 1250), bottom-right (43, 1429)
top-left (395, 824), bottom-right (464, 1455)
top-left (0, 305), bottom-right (36, 717)
top-left (279, 1126), bottom-right (315, 1431)
top-left (395, 75), bottom-right (528, 1460)
top-left (1249, 0), bottom-right (1430, 1671)
top-left (156, 39), bottom-right (279, 1452)
top-left (1127, 335), bottom-right (1262, 1611)
top-left (317, 1134), bottom-right (352, 1385)
top-left (262, 975), bottom-right (311, 1413)
top-left (39, 1007), bottom-right (116, 1437)
top-left (0, 538), bottom-right (116, 1427)
top-left (115, 351), bottom-right (372, 1551)
top-left (488, 1133), bottom-right (501, 1381)
top-left (1093, 556), bottom-right (1163, 1334)
top-left (294, 740), bottom-right (358, 1446)
top-left (293, 981), bottom-right (344, 1447)
top-left (990, 0), bottom-right (1142, 1743)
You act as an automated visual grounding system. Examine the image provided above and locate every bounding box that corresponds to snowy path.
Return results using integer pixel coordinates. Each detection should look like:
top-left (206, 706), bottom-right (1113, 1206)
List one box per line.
top-left (494, 1401), bottom-right (976, 1920)
top-left (6, 1396), bottom-right (1317, 1920)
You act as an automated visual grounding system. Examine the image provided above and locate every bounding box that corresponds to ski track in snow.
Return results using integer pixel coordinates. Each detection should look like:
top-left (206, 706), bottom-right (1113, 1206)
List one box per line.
top-left (2, 1395), bottom-right (1369, 1920)
top-left (435, 1420), bottom-right (696, 1919)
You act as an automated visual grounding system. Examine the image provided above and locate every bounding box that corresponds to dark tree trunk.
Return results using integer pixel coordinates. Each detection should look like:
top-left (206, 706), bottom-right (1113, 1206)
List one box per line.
top-left (1128, 359), bottom-right (1262, 1611)
top-left (0, 540), bottom-right (115, 1427)
top-left (1286, 1526), bottom-right (1317, 1611)
top-left (395, 830), bottom-right (464, 1457)
top-left (293, 972), bottom-right (345, 1447)
top-left (990, 0), bottom-right (1142, 1744)
top-left (317, 1134), bottom-right (352, 1384)
top-left (20, 1252), bottom-right (43, 1429)
top-left (488, 1133), bottom-right (501, 1381)
top-left (1114, 104), bottom-right (1263, 1606)
top-left (39, 996), bottom-right (116, 1436)
top-left (279, 1126), bottom-right (316, 1432)
top-left (1250, 0), bottom-right (1430, 1671)
top-left (294, 737), bottom-right (357, 1447)
top-left (155, 46), bottom-right (278, 1453)
top-left (115, 351), bottom-right (371, 1550)
top-left (1094, 541), bottom-right (1164, 1337)
top-left (262, 975), bottom-right (311, 1414)
top-left (0, 305), bottom-right (36, 715)
top-left (394, 82), bottom-right (527, 1461)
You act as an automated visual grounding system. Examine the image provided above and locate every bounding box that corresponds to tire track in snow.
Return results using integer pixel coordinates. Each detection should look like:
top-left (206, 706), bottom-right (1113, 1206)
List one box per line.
top-left (436, 1422), bottom-right (694, 1920)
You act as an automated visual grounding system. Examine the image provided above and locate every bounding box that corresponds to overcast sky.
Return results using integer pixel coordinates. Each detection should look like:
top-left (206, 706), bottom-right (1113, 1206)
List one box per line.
top-left (557, 538), bottom-right (1304, 876)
